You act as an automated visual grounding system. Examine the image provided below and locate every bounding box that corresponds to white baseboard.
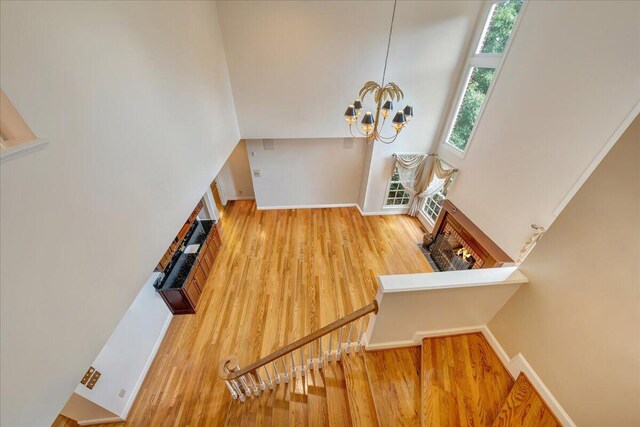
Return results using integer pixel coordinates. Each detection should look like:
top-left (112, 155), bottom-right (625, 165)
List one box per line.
top-left (365, 325), bottom-right (575, 427)
top-left (78, 416), bottom-right (124, 426)
top-left (358, 209), bottom-right (409, 216)
top-left (479, 327), bottom-right (576, 427)
top-left (257, 203), bottom-right (357, 210)
top-left (121, 314), bottom-right (173, 419)
top-left (225, 196), bottom-right (255, 201)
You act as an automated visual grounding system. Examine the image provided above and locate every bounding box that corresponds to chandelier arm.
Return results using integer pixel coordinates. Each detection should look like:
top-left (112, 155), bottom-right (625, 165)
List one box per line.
top-left (375, 127), bottom-right (400, 141)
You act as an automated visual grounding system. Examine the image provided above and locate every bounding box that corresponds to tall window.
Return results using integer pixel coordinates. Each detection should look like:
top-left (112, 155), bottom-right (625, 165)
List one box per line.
top-left (385, 166), bottom-right (411, 206)
top-left (443, 0), bottom-right (523, 154)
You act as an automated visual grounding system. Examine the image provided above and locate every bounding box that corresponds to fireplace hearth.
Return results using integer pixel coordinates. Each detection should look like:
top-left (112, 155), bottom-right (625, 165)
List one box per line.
top-left (421, 200), bottom-right (512, 272)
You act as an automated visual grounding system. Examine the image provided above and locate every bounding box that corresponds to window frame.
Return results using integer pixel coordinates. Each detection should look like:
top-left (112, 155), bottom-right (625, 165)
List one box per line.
top-left (383, 164), bottom-right (412, 208)
top-left (440, 0), bottom-right (527, 159)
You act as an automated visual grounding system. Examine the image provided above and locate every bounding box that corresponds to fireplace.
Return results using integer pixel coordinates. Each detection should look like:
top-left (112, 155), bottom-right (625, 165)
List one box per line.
top-left (422, 200), bottom-right (512, 271)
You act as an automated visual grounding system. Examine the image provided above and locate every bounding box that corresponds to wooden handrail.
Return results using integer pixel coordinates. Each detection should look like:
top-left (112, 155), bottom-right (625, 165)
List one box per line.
top-left (218, 300), bottom-right (378, 380)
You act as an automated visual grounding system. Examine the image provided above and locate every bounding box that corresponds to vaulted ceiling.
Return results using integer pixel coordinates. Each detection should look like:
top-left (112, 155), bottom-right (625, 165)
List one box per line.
top-left (217, 0), bottom-right (483, 152)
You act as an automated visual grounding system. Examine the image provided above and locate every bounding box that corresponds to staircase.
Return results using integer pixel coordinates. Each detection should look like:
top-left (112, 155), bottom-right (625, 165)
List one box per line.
top-left (220, 303), bottom-right (561, 426)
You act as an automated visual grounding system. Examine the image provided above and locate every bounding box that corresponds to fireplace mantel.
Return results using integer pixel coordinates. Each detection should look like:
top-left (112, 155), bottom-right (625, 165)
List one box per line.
top-left (428, 200), bottom-right (512, 269)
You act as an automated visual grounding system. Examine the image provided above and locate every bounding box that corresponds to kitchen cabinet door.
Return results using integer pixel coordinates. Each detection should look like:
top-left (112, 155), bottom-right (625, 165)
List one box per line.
top-left (184, 278), bottom-right (201, 309)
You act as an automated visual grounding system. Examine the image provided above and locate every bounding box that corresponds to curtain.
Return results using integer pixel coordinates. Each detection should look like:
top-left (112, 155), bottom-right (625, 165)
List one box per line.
top-left (407, 156), bottom-right (456, 217)
top-left (394, 154), bottom-right (428, 214)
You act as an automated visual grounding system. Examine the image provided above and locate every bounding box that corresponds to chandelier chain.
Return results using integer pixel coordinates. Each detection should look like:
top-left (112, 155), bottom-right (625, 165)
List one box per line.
top-left (381, 0), bottom-right (398, 87)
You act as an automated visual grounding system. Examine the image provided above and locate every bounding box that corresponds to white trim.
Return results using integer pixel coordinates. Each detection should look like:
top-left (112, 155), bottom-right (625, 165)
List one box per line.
top-left (0, 138), bottom-right (49, 163)
top-left (256, 203), bottom-right (357, 211)
top-left (356, 203), bottom-right (365, 216)
top-left (552, 100), bottom-right (640, 217)
top-left (482, 327), bottom-right (577, 427)
top-left (439, 0), bottom-right (529, 160)
top-left (225, 196), bottom-right (255, 201)
top-left (359, 208), bottom-right (408, 216)
top-left (365, 324), bottom-right (575, 427)
top-left (77, 416), bottom-right (124, 426)
top-left (121, 314), bottom-right (173, 419)
top-left (214, 178), bottom-right (228, 206)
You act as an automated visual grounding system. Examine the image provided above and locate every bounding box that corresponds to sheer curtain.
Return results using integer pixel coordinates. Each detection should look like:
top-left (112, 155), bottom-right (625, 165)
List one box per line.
top-left (393, 154), bottom-right (429, 215)
top-left (394, 154), bottom-right (457, 217)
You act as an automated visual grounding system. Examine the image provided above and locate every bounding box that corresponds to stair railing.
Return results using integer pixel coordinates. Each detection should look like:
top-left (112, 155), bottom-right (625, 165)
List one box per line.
top-left (218, 300), bottom-right (378, 402)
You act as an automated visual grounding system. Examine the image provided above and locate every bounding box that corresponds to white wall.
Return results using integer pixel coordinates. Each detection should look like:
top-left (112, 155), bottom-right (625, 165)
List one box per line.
top-left (216, 140), bottom-right (255, 200)
top-left (217, 0), bottom-right (484, 212)
top-left (246, 138), bottom-right (366, 208)
top-left (366, 267), bottom-right (527, 348)
top-left (438, 0), bottom-right (640, 259)
top-left (0, 2), bottom-right (239, 426)
top-left (488, 115), bottom-right (640, 427)
top-left (63, 273), bottom-right (172, 421)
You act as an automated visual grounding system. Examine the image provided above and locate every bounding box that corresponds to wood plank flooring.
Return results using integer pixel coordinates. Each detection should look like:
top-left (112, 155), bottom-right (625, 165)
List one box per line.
top-left (53, 201), bottom-right (430, 427)
top-left (364, 347), bottom-right (422, 426)
top-left (492, 374), bottom-right (561, 427)
top-left (421, 333), bottom-right (514, 427)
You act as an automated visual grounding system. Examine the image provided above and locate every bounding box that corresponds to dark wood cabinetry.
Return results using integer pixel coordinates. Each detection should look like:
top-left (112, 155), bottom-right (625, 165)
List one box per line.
top-left (156, 213), bottom-right (222, 315)
top-left (156, 202), bottom-right (204, 271)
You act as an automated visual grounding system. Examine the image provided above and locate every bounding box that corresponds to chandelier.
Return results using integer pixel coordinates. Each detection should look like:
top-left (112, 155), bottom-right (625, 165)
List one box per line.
top-left (344, 0), bottom-right (413, 144)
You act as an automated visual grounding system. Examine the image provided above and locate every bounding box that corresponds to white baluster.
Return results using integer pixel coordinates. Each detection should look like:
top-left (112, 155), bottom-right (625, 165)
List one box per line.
top-left (300, 347), bottom-right (306, 376)
top-left (240, 376), bottom-right (251, 397)
top-left (281, 358), bottom-right (289, 383)
top-left (318, 337), bottom-right (324, 369)
top-left (345, 323), bottom-right (354, 354)
top-left (232, 379), bottom-right (246, 402)
top-left (225, 380), bottom-right (238, 400)
top-left (265, 366), bottom-right (274, 389)
top-left (290, 352), bottom-right (297, 378)
top-left (248, 373), bottom-right (260, 396)
top-left (336, 326), bottom-right (344, 361)
top-left (308, 342), bottom-right (314, 371)
top-left (355, 317), bottom-right (364, 352)
top-left (326, 331), bottom-right (333, 362)
top-left (256, 370), bottom-right (266, 391)
top-left (272, 361), bottom-right (281, 385)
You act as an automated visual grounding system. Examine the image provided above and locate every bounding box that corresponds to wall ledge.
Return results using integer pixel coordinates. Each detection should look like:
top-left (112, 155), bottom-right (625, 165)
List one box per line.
top-left (0, 138), bottom-right (48, 163)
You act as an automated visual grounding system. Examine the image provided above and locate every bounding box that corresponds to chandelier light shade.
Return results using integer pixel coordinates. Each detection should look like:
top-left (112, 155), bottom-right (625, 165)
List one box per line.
top-left (343, 0), bottom-right (413, 144)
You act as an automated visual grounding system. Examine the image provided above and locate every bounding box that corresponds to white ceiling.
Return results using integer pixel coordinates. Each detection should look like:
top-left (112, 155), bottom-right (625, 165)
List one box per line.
top-left (217, 0), bottom-right (483, 150)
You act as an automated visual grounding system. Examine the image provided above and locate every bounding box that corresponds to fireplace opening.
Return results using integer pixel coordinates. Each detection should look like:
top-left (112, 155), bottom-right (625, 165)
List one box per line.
top-left (427, 232), bottom-right (476, 271)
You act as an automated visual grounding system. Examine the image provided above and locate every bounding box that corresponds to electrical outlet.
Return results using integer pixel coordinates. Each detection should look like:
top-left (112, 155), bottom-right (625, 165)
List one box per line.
top-left (119, 389), bottom-right (127, 398)
top-left (253, 169), bottom-right (261, 177)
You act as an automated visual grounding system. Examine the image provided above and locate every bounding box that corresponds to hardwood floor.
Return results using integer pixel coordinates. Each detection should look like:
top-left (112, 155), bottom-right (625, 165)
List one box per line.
top-left (365, 348), bottom-right (422, 426)
top-left (492, 374), bottom-right (561, 427)
top-left (53, 201), bottom-right (430, 426)
top-left (421, 333), bottom-right (514, 427)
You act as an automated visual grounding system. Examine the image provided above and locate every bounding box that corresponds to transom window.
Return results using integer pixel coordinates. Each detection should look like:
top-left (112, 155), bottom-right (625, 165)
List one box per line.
top-left (443, 0), bottom-right (523, 155)
top-left (385, 166), bottom-right (411, 206)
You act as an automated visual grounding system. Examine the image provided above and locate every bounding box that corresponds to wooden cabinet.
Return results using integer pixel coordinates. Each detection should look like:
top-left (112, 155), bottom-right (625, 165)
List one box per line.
top-left (157, 221), bottom-right (222, 315)
top-left (156, 203), bottom-right (204, 271)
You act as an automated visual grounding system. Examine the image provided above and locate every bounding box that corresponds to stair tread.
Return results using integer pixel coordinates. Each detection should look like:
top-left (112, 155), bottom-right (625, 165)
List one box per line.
top-left (365, 347), bottom-right (421, 426)
top-left (324, 361), bottom-right (353, 427)
top-left (341, 352), bottom-right (379, 427)
top-left (307, 369), bottom-right (329, 427)
top-left (492, 373), bottom-right (561, 427)
top-left (421, 332), bottom-right (514, 427)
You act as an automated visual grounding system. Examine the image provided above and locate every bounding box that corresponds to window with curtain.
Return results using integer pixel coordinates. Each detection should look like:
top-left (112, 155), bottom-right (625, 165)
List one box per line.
top-left (385, 165), bottom-right (411, 206)
top-left (420, 160), bottom-right (458, 224)
top-left (443, 0), bottom-right (523, 155)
